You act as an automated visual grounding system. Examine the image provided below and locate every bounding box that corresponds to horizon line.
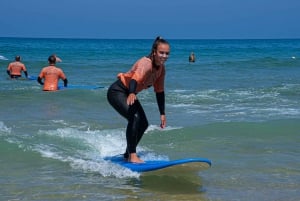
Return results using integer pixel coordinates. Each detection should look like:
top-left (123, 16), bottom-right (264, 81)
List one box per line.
top-left (0, 36), bottom-right (300, 40)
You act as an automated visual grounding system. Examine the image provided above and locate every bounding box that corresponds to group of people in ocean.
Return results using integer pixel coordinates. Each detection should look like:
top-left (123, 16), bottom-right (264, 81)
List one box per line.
top-left (4, 36), bottom-right (172, 163)
top-left (6, 54), bottom-right (67, 91)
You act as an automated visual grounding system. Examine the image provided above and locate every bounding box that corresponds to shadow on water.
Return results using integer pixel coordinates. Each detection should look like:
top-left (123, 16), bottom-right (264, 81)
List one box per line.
top-left (139, 162), bottom-right (210, 194)
top-left (140, 174), bottom-right (205, 194)
top-left (121, 167), bottom-right (210, 201)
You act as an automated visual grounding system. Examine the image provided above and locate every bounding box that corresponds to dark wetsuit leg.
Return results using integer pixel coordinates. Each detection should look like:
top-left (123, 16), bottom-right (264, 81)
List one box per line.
top-left (10, 75), bottom-right (21, 79)
top-left (107, 80), bottom-right (149, 157)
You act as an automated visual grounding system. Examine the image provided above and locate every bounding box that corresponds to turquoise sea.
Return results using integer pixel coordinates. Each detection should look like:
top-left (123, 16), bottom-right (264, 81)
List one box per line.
top-left (0, 37), bottom-right (300, 201)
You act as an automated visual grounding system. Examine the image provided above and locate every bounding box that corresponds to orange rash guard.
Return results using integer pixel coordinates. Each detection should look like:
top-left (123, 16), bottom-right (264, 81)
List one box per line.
top-left (7, 62), bottom-right (27, 76)
top-left (117, 57), bottom-right (165, 93)
top-left (38, 66), bottom-right (66, 91)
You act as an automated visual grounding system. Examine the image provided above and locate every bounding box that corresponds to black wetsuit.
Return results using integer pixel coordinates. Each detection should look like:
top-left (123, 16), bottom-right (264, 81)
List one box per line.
top-left (107, 79), bottom-right (149, 157)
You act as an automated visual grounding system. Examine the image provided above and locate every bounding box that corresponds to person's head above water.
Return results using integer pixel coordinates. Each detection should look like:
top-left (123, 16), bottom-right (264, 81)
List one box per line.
top-left (15, 55), bottom-right (21, 61)
top-left (48, 55), bottom-right (56, 64)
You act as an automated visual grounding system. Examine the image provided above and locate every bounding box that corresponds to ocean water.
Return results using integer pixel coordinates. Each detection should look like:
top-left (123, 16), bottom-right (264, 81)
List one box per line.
top-left (0, 37), bottom-right (300, 201)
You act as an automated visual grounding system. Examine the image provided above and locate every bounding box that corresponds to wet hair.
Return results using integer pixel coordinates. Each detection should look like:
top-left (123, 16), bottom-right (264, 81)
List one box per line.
top-left (15, 56), bottom-right (21, 61)
top-left (148, 36), bottom-right (169, 61)
top-left (48, 55), bottom-right (56, 64)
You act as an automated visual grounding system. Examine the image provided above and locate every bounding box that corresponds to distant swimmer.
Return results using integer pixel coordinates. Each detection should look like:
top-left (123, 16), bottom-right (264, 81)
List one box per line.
top-left (6, 55), bottom-right (28, 79)
top-left (52, 54), bottom-right (62, 62)
top-left (189, 52), bottom-right (196, 63)
top-left (37, 55), bottom-right (68, 91)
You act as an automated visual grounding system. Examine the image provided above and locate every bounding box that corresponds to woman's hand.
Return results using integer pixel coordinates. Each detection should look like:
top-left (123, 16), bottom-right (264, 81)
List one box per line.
top-left (160, 114), bottom-right (166, 128)
top-left (127, 93), bottom-right (137, 105)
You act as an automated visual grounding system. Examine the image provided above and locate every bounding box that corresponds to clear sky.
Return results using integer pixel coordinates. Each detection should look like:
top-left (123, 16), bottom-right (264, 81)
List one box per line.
top-left (0, 0), bottom-right (299, 39)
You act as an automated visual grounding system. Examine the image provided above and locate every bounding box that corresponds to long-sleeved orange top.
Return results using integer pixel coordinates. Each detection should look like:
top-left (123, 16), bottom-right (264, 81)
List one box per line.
top-left (7, 62), bottom-right (27, 76)
top-left (118, 57), bottom-right (165, 93)
top-left (39, 66), bottom-right (66, 91)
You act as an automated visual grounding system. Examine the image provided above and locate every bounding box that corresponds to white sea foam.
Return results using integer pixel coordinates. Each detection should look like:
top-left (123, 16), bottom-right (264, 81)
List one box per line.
top-left (146, 124), bottom-right (182, 132)
top-left (33, 126), bottom-right (173, 178)
top-left (35, 143), bottom-right (140, 178)
top-left (0, 121), bottom-right (11, 134)
top-left (0, 55), bottom-right (8, 60)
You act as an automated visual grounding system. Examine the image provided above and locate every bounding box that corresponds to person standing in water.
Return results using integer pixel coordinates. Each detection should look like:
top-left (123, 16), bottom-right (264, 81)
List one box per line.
top-left (189, 52), bottom-right (196, 62)
top-left (6, 56), bottom-right (28, 79)
top-left (107, 36), bottom-right (170, 163)
top-left (37, 55), bottom-right (68, 91)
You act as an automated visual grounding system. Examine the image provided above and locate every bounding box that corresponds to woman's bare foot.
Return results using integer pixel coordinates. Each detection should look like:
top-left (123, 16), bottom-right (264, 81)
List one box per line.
top-left (129, 153), bottom-right (144, 163)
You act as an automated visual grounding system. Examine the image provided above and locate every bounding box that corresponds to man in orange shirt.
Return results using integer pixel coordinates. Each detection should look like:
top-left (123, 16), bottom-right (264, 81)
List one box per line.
top-left (6, 56), bottom-right (28, 79)
top-left (37, 55), bottom-right (68, 91)
top-left (107, 36), bottom-right (170, 163)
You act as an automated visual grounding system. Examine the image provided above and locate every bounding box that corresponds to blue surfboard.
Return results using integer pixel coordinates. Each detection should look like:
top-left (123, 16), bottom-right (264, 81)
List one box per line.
top-left (105, 155), bottom-right (211, 173)
top-left (27, 75), bottom-right (37, 80)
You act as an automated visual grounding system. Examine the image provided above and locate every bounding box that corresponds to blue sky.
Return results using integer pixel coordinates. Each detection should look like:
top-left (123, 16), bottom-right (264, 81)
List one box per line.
top-left (0, 0), bottom-right (299, 39)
